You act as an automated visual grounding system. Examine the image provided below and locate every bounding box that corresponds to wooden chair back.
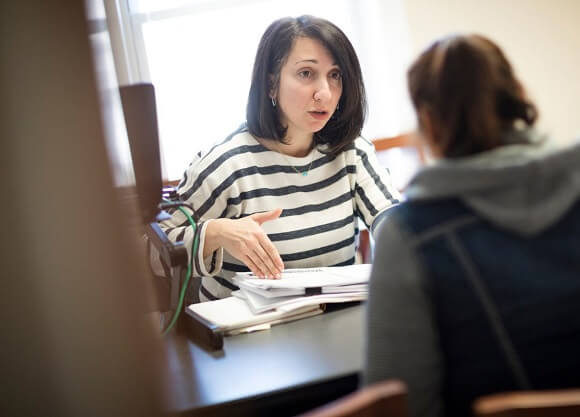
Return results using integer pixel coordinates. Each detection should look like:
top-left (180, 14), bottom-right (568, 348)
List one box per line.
top-left (474, 389), bottom-right (580, 417)
top-left (372, 133), bottom-right (425, 192)
top-left (372, 133), bottom-right (425, 164)
top-left (296, 380), bottom-right (408, 417)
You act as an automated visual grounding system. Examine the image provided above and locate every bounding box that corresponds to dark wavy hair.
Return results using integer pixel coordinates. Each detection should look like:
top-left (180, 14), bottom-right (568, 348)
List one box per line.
top-left (246, 15), bottom-right (367, 156)
top-left (408, 34), bottom-right (538, 158)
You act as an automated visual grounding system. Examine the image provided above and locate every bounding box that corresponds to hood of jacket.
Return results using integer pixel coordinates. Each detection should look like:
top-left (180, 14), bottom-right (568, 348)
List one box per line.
top-left (404, 129), bottom-right (580, 236)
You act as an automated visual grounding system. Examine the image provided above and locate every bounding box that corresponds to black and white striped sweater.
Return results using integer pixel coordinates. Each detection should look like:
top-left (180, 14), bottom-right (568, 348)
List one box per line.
top-left (161, 125), bottom-right (401, 301)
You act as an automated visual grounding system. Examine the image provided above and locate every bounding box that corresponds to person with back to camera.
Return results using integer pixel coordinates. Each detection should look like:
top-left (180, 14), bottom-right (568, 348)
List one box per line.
top-left (160, 15), bottom-right (401, 302)
top-left (364, 34), bottom-right (580, 417)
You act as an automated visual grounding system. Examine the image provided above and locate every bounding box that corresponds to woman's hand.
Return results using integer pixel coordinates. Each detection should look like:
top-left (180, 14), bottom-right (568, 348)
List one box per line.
top-left (204, 209), bottom-right (285, 278)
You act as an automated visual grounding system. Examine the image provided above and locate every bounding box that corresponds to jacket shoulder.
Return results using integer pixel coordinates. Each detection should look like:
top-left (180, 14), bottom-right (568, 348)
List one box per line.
top-left (387, 198), bottom-right (475, 237)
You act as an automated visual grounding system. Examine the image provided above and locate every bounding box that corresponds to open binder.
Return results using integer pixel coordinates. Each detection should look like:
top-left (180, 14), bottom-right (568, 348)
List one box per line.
top-left (186, 296), bottom-right (324, 336)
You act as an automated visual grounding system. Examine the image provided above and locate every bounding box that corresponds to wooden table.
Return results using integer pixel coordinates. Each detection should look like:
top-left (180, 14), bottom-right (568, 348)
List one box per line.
top-left (162, 303), bottom-right (365, 416)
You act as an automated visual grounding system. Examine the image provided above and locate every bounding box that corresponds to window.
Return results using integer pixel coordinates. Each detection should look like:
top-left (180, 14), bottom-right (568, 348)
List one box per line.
top-left (106, 0), bottom-right (416, 180)
top-left (87, 0), bottom-right (135, 186)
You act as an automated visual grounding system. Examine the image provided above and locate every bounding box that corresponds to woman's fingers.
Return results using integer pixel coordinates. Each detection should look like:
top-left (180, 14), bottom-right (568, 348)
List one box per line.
top-left (259, 234), bottom-right (284, 271)
top-left (243, 255), bottom-right (262, 278)
top-left (244, 250), bottom-right (278, 279)
top-left (219, 212), bottom-right (285, 278)
top-left (252, 242), bottom-right (281, 279)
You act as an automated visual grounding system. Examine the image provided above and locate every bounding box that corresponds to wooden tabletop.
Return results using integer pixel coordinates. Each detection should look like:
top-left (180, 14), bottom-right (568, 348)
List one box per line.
top-left (161, 303), bottom-right (365, 416)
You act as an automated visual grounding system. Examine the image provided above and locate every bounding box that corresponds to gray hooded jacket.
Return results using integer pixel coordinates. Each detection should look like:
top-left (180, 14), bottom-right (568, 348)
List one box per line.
top-left (364, 130), bottom-right (580, 417)
top-left (406, 129), bottom-right (580, 236)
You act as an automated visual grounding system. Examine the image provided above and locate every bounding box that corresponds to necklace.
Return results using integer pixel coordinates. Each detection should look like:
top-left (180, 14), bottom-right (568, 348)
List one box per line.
top-left (285, 152), bottom-right (314, 176)
top-left (256, 136), bottom-right (315, 176)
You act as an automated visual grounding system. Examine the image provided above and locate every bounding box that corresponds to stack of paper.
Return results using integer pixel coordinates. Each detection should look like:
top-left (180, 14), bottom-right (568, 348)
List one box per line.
top-left (185, 264), bottom-right (371, 337)
top-left (233, 264), bottom-right (371, 314)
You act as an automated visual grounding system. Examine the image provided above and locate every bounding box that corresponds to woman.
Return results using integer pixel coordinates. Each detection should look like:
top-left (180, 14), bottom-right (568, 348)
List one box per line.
top-left (364, 34), bottom-right (580, 417)
top-left (161, 15), bottom-right (400, 301)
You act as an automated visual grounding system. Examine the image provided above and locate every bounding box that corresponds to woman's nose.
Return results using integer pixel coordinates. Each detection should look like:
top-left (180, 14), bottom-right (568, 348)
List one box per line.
top-left (313, 81), bottom-right (332, 102)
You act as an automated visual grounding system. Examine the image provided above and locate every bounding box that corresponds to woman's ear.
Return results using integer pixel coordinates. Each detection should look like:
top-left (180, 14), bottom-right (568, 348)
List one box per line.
top-left (269, 74), bottom-right (277, 100)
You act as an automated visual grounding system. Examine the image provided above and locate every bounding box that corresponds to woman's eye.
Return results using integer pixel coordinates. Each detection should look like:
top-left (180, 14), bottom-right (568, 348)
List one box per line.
top-left (330, 71), bottom-right (342, 81)
top-left (298, 70), bottom-right (312, 78)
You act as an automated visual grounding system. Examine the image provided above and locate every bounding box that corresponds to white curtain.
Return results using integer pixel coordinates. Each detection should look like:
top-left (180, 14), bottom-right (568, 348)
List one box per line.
top-left (105, 0), bottom-right (416, 180)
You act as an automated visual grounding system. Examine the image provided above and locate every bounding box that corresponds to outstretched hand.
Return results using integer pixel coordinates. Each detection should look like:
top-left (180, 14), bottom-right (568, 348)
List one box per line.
top-left (205, 208), bottom-right (285, 278)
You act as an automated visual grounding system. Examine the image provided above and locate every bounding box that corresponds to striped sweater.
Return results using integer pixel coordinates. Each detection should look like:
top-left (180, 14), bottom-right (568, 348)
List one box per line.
top-left (161, 125), bottom-right (401, 301)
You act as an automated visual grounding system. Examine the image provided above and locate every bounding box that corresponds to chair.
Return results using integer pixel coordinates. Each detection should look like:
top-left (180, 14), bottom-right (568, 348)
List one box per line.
top-left (473, 389), bottom-right (580, 417)
top-left (119, 83), bottom-right (189, 314)
top-left (372, 133), bottom-right (425, 191)
top-left (119, 83), bottom-right (222, 348)
top-left (357, 133), bottom-right (424, 263)
top-left (296, 380), bottom-right (408, 417)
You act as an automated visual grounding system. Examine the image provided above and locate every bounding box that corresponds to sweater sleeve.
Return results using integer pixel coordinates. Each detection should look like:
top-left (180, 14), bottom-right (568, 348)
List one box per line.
top-left (363, 215), bottom-right (443, 417)
top-left (159, 152), bottom-right (224, 278)
top-left (353, 138), bottom-right (402, 234)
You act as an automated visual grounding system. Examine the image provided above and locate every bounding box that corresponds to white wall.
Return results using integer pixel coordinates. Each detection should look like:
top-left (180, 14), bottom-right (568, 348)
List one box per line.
top-left (403, 0), bottom-right (580, 145)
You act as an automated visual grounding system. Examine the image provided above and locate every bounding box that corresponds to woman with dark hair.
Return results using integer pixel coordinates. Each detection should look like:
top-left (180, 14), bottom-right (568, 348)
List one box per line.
top-left (161, 15), bottom-right (400, 301)
top-left (364, 34), bottom-right (580, 417)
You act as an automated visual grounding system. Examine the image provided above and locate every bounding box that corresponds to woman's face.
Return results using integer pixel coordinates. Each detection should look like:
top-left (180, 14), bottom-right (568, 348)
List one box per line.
top-left (274, 36), bottom-right (343, 142)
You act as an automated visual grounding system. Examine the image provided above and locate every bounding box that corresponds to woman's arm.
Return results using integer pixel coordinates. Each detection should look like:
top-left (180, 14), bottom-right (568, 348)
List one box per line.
top-left (352, 138), bottom-right (402, 234)
top-left (160, 151), bottom-right (283, 279)
top-left (159, 151), bottom-right (215, 278)
top-left (203, 210), bottom-right (284, 278)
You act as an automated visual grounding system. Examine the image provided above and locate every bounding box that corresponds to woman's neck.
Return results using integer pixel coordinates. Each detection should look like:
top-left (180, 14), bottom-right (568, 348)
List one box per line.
top-left (259, 133), bottom-right (314, 157)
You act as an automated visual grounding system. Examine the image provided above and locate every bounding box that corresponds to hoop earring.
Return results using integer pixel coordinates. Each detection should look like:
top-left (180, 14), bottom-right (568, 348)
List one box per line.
top-left (271, 97), bottom-right (277, 107)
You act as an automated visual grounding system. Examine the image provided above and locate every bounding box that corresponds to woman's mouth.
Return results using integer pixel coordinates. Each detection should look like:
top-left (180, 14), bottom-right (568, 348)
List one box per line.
top-left (308, 110), bottom-right (328, 120)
